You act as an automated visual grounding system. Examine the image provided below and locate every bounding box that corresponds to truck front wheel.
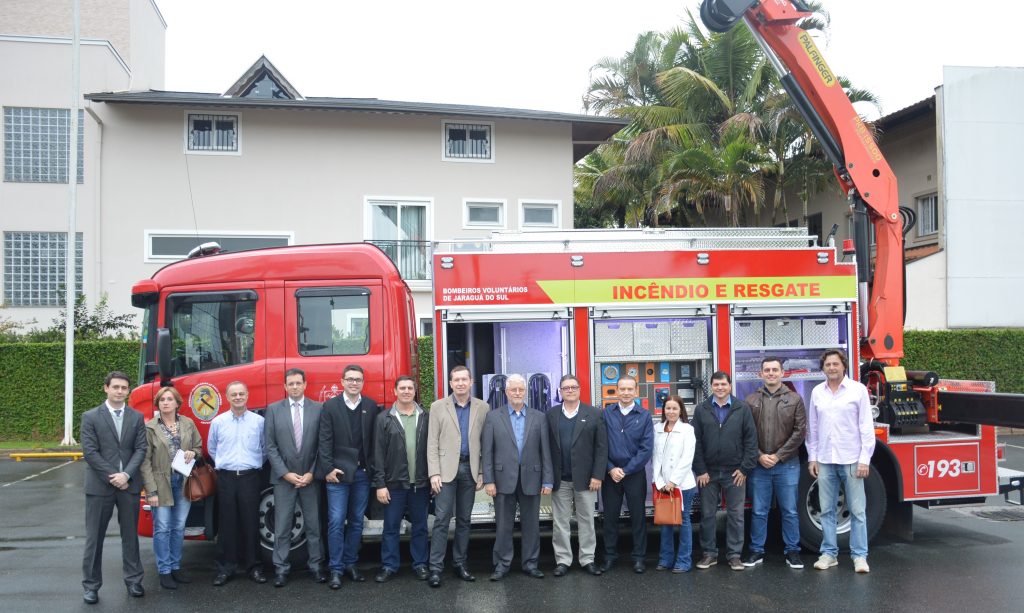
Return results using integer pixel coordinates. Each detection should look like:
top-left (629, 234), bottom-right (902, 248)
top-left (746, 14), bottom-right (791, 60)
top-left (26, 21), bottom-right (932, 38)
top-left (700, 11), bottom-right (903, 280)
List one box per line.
top-left (259, 487), bottom-right (311, 568)
top-left (797, 464), bottom-right (887, 552)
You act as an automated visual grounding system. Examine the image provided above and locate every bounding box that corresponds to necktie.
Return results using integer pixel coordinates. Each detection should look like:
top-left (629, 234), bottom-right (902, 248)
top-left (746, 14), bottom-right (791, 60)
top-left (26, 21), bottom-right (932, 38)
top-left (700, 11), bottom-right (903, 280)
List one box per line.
top-left (113, 409), bottom-right (123, 439)
top-left (292, 402), bottom-right (302, 451)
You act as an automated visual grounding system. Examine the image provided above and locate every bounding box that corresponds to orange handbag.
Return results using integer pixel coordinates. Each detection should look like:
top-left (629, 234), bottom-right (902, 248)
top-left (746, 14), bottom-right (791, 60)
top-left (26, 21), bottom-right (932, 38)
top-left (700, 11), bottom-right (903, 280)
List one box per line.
top-left (652, 485), bottom-right (682, 526)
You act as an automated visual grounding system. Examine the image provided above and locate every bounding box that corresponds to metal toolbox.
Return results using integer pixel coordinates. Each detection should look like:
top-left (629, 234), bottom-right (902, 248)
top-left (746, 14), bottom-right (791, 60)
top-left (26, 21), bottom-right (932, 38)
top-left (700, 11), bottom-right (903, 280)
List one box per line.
top-left (802, 317), bottom-right (841, 346)
top-left (733, 319), bottom-right (764, 348)
top-left (633, 321), bottom-right (672, 355)
top-left (670, 319), bottom-right (709, 354)
top-left (764, 318), bottom-right (802, 346)
top-left (594, 321), bottom-right (633, 356)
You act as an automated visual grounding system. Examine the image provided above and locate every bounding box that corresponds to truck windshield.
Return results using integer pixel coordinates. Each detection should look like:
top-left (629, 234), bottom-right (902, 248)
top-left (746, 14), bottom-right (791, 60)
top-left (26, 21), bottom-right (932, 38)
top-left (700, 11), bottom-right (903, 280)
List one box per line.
top-left (136, 304), bottom-right (154, 384)
top-left (168, 292), bottom-right (257, 375)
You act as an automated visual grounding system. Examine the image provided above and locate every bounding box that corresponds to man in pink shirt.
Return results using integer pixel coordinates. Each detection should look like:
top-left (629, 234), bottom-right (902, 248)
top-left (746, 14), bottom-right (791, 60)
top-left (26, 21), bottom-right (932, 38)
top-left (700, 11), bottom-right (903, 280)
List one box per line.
top-left (806, 349), bottom-right (875, 574)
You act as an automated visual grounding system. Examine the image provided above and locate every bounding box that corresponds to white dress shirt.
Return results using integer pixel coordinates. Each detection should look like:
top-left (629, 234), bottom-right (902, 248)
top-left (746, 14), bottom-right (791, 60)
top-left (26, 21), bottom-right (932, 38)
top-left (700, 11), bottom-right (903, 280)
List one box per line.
top-left (806, 376), bottom-right (876, 465)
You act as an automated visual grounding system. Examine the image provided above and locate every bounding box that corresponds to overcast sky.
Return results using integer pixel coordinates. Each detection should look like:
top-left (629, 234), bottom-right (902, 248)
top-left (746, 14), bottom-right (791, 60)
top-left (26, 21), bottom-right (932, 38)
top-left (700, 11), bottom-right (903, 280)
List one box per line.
top-left (160, 0), bottom-right (1024, 120)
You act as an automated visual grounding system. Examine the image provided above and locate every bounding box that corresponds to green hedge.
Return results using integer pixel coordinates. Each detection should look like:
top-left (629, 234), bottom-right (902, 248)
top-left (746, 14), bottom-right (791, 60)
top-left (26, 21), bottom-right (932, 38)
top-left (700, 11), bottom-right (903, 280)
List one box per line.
top-left (903, 329), bottom-right (1024, 394)
top-left (418, 336), bottom-right (435, 403)
top-left (0, 340), bottom-right (137, 440)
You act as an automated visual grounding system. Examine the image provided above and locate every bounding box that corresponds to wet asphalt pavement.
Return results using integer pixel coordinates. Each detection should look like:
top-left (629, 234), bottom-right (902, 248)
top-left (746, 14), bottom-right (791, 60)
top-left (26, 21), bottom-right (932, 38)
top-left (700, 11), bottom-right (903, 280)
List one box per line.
top-left (2, 438), bottom-right (1024, 613)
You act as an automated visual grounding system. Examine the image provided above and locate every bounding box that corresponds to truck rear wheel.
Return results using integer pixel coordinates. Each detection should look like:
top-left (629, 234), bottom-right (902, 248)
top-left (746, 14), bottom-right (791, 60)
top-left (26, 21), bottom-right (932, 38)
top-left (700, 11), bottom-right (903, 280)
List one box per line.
top-left (797, 464), bottom-right (886, 552)
top-left (259, 486), bottom-right (310, 568)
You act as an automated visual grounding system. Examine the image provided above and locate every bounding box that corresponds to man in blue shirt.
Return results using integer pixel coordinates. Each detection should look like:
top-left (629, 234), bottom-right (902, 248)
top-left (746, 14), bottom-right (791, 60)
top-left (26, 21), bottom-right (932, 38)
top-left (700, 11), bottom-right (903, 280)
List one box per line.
top-left (209, 381), bottom-right (266, 586)
top-left (600, 375), bottom-right (654, 574)
top-left (482, 374), bottom-right (553, 581)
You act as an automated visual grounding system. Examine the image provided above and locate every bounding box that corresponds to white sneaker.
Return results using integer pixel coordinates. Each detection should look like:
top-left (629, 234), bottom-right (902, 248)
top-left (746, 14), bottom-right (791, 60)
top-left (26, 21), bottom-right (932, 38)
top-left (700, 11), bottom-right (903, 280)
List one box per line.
top-left (853, 557), bottom-right (870, 573)
top-left (813, 555), bottom-right (838, 570)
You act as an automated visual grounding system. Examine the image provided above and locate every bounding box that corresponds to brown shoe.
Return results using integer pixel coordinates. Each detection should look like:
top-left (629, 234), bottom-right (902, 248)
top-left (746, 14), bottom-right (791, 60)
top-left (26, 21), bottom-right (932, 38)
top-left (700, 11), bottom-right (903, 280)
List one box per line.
top-left (695, 554), bottom-right (717, 569)
top-left (728, 557), bottom-right (744, 571)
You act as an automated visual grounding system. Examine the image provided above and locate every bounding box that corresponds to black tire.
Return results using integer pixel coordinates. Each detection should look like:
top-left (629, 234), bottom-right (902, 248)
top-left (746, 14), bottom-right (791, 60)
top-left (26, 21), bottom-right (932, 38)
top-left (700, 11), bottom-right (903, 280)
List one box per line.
top-left (258, 486), bottom-right (310, 568)
top-left (797, 463), bottom-right (886, 552)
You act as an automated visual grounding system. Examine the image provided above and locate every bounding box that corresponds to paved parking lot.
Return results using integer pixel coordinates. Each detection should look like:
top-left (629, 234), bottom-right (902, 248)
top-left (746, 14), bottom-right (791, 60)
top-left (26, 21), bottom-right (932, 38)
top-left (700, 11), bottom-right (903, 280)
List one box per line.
top-left (2, 438), bottom-right (1024, 612)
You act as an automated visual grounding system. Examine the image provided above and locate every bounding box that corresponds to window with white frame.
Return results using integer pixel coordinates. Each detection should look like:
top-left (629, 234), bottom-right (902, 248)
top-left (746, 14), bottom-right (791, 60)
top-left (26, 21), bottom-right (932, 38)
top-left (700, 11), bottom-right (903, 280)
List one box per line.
top-left (146, 232), bottom-right (291, 262)
top-left (917, 193), bottom-right (938, 237)
top-left (520, 200), bottom-right (560, 229)
top-left (367, 200), bottom-right (430, 280)
top-left (186, 113), bottom-right (238, 152)
top-left (4, 107), bottom-right (84, 183)
top-left (443, 121), bottom-right (493, 161)
top-left (464, 199), bottom-right (505, 228)
top-left (3, 231), bottom-right (83, 306)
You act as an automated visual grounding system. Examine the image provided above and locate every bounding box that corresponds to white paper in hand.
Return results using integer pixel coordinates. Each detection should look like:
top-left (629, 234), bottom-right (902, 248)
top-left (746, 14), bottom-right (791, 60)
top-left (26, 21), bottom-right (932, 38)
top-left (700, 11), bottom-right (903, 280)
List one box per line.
top-left (172, 449), bottom-right (195, 477)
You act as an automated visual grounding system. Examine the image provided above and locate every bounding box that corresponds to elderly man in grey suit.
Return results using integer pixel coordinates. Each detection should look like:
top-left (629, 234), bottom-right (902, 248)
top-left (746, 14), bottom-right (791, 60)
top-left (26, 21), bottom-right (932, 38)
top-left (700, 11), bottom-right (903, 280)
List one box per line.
top-left (482, 373), bottom-right (553, 581)
top-left (265, 368), bottom-right (325, 587)
top-left (80, 371), bottom-right (148, 605)
top-left (426, 365), bottom-right (488, 588)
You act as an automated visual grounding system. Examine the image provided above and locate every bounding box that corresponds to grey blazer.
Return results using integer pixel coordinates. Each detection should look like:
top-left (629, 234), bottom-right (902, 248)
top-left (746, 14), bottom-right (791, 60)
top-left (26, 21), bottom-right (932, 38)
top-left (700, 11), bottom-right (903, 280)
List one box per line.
top-left (482, 406), bottom-right (553, 496)
top-left (265, 396), bottom-right (323, 484)
top-left (80, 403), bottom-right (147, 496)
top-left (427, 395), bottom-right (489, 482)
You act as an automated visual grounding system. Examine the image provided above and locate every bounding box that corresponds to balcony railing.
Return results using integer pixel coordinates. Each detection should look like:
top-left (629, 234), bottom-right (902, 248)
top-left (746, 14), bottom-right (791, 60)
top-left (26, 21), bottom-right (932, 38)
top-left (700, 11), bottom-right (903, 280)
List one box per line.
top-left (366, 240), bottom-right (432, 281)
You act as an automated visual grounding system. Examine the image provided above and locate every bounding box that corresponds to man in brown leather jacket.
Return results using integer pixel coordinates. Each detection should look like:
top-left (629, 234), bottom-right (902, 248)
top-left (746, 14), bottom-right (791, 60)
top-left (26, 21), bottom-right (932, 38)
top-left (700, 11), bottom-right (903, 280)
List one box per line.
top-left (743, 357), bottom-right (807, 569)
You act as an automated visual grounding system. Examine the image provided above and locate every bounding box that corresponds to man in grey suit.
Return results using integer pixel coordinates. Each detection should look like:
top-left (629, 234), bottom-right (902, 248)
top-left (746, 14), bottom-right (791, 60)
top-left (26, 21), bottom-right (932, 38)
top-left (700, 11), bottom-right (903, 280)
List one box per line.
top-left (265, 368), bottom-right (325, 587)
top-left (482, 373), bottom-right (553, 581)
top-left (547, 374), bottom-right (608, 577)
top-left (80, 371), bottom-right (148, 604)
top-left (425, 365), bottom-right (488, 587)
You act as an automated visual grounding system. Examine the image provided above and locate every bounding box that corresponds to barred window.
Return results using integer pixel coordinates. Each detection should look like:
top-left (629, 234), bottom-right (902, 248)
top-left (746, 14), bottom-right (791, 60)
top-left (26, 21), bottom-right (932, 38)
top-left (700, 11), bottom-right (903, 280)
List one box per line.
top-left (187, 114), bottom-right (238, 152)
top-left (3, 231), bottom-right (83, 306)
top-left (917, 193), bottom-right (939, 236)
top-left (443, 121), bottom-right (492, 161)
top-left (3, 107), bottom-right (84, 183)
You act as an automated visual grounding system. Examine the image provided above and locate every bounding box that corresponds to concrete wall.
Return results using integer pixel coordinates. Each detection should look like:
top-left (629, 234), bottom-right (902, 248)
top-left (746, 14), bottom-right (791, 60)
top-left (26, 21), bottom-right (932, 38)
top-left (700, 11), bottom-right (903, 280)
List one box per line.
top-left (905, 250), bottom-right (947, 330)
top-left (128, 0), bottom-right (165, 90)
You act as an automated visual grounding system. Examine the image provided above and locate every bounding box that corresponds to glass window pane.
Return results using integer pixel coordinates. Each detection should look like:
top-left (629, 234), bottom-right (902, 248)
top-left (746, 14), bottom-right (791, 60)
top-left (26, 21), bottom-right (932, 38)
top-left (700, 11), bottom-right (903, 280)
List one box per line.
top-left (150, 234), bottom-right (289, 258)
top-left (297, 292), bottom-right (370, 356)
top-left (523, 204), bottom-right (556, 226)
top-left (168, 295), bottom-right (256, 375)
top-left (468, 203), bottom-right (501, 224)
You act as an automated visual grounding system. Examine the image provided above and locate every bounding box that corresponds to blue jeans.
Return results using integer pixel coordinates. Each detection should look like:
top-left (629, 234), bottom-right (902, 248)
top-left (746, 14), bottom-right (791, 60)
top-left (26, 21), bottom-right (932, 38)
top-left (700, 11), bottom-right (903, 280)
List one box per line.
top-left (658, 487), bottom-right (697, 570)
top-left (153, 472), bottom-right (191, 575)
top-left (326, 468), bottom-right (370, 571)
top-left (749, 458), bottom-right (801, 553)
top-left (817, 462), bottom-right (868, 559)
top-left (380, 485), bottom-right (430, 572)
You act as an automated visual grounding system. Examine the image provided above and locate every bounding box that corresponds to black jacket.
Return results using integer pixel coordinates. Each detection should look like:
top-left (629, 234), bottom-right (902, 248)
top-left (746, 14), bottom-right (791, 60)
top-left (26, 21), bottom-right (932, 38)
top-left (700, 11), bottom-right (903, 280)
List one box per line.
top-left (317, 395), bottom-right (378, 482)
top-left (546, 403), bottom-right (608, 492)
top-left (691, 395), bottom-right (758, 476)
top-left (372, 405), bottom-right (429, 489)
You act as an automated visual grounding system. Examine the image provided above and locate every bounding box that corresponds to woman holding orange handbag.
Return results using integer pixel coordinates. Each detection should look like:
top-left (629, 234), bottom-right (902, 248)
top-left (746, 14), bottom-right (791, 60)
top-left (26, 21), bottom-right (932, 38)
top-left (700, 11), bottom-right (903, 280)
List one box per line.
top-left (140, 386), bottom-right (203, 590)
top-left (652, 396), bottom-right (698, 572)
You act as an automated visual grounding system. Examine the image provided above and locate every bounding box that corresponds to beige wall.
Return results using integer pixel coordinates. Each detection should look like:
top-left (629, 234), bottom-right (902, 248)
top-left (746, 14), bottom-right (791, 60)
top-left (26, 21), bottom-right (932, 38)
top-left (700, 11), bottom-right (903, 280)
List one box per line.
top-left (905, 250), bottom-right (946, 330)
top-left (90, 104), bottom-right (575, 325)
top-left (128, 0), bottom-right (165, 90)
top-left (0, 39), bottom-right (131, 324)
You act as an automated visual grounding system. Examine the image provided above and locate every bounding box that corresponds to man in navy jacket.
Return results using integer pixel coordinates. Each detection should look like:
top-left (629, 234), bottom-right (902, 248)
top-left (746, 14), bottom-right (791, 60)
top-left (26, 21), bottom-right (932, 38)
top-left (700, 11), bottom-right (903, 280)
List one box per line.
top-left (600, 375), bottom-right (654, 573)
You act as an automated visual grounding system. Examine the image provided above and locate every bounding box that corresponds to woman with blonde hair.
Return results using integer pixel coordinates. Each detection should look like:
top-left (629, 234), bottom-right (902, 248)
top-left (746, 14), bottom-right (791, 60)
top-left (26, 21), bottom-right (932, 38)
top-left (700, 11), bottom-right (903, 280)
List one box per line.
top-left (140, 386), bottom-right (203, 589)
top-left (652, 395), bottom-right (698, 572)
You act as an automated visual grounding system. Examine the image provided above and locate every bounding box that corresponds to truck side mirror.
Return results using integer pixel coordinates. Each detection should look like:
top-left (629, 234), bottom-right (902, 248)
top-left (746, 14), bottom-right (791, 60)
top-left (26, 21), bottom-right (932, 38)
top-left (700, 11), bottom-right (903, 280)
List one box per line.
top-left (156, 328), bottom-right (172, 384)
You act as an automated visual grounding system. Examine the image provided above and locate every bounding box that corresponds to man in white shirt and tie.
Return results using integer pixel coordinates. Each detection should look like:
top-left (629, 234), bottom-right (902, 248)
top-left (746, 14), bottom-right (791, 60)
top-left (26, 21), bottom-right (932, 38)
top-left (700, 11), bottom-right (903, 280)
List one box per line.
top-left (265, 368), bottom-right (325, 587)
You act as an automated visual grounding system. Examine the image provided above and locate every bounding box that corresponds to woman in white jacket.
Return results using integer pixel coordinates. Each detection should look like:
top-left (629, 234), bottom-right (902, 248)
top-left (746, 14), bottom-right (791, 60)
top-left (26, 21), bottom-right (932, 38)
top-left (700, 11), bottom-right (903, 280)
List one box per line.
top-left (652, 395), bottom-right (698, 572)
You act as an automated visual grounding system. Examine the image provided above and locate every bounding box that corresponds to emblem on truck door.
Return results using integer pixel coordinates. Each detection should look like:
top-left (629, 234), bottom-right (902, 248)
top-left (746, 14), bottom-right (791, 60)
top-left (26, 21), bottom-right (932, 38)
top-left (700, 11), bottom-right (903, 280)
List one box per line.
top-left (189, 383), bottom-right (222, 422)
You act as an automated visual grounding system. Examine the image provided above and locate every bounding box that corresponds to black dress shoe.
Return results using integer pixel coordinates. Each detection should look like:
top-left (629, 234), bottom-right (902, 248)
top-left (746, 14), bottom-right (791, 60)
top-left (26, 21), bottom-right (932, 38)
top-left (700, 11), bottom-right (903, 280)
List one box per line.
top-left (427, 572), bottom-right (442, 588)
top-left (413, 566), bottom-right (429, 580)
top-left (489, 570), bottom-right (507, 581)
top-left (159, 573), bottom-right (177, 590)
top-left (249, 568), bottom-right (267, 584)
top-left (329, 571), bottom-right (343, 590)
top-left (453, 564), bottom-right (476, 582)
top-left (345, 566), bottom-right (366, 582)
top-left (375, 568), bottom-right (397, 583)
top-left (83, 589), bottom-right (98, 604)
top-left (274, 573), bottom-right (287, 588)
top-left (524, 567), bottom-right (545, 579)
top-left (553, 564), bottom-right (569, 577)
top-left (598, 559), bottom-right (616, 573)
top-left (314, 569), bottom-right (328, 583)
top-left (171, 570), bottom-right (191, 584)
top-left (212, 573), bottom-right (231, 586)
top-left (583, 562), bottom-right (603, 576)
top-left (127, 582), bottom-right (145, 597)
top-left (633, 561), bottom-right (646, 574)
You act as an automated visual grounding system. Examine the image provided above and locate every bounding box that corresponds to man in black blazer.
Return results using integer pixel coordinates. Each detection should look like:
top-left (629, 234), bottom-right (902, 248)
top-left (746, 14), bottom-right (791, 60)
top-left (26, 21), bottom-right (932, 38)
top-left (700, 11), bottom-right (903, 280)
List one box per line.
top-left (80, 371), bottom-right (148, 604)
top-left (482, 374), bottom-right (553, 581)
top-left (318, 364), bottom-right (378, 589)
top-left (264, 368), bottom-right (325, 587)
top-left (546, 374), bottom-right (608, 577)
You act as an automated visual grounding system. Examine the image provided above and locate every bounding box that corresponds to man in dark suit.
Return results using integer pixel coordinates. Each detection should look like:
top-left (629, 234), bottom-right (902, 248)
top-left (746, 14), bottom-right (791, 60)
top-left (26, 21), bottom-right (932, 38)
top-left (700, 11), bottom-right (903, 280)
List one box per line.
top-left (318, 364), bottom-right (378, 589)
top-left (265, 368), bottom-right (325, 587)
top-left (546, 374), bottom-right (607, 577)
top-left (80, 371), bottom-right (148, 604)
top-left (482, 373), bottom-right (553, 581)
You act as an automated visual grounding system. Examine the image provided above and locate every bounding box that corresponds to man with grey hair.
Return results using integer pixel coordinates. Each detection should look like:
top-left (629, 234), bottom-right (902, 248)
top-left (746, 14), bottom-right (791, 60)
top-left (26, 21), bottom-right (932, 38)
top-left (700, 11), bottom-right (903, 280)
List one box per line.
top-left (483, 374), bottom-right (553, 580)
